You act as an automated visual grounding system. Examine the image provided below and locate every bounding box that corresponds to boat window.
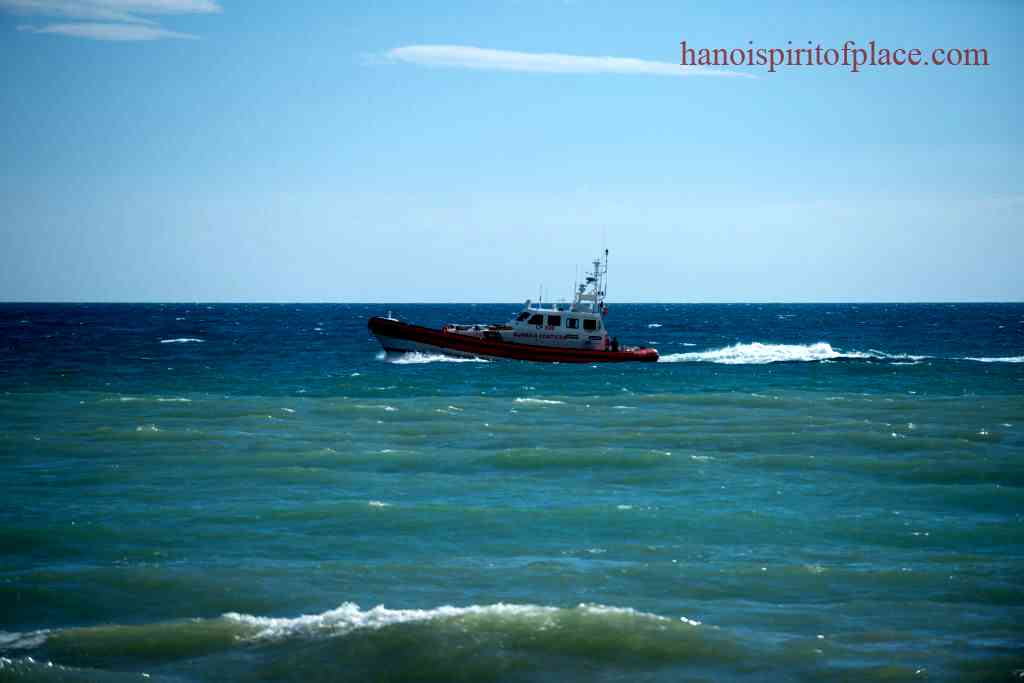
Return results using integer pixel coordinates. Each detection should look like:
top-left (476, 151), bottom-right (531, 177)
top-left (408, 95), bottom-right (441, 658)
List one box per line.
top-left (516, 312), bottom-right (530, 321)
top-left (566, 318), bottom-right (579, 329)
top-left (547, 315), bottom-right (561, 327)
top-left (528, 314), bottom-right (544, 325)
top-left (583, 318), bottom-right (597, 331)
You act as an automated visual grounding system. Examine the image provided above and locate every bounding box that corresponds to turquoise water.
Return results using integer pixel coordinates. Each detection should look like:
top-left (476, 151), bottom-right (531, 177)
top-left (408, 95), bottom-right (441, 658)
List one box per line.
top-left (1, 303), bottom-right (1022, 681)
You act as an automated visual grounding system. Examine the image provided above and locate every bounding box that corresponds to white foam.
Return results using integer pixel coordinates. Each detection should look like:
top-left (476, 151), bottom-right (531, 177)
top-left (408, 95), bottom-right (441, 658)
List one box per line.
top-left (866, 350), bottom-right (930, 361)
top-left (659, 342), bottom-right (841, 364)
top-left (224, 603), bottom-right (557, 641)
top-left (647, 323), bottom-right (662, 328)
top-left (963, 355), bottom-right (1024, 363)
top-left (514, 398), bottom-right (566, 405)
top-left (111, 396), bottom-right (190, 403)
top-left (221, 602), bottom-right (688, 642)
top-left (657, 342), bottom-right (926, 365)
top-left (159, 338), bottom-right (204, 344)
top-left (367, 500), bottom-right (391, 508)
top-left (0, 630), bottom-right (48, 650)
top-left (387, 352), bottom-right (489, 364)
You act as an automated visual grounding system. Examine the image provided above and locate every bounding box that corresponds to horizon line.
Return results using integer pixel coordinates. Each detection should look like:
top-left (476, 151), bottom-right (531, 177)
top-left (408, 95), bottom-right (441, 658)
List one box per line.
top-left (2, 300), bottom-right (1022, 306)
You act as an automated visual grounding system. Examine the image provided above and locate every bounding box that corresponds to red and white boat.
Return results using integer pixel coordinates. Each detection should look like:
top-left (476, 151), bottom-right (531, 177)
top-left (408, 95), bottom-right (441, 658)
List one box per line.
top-left (368, 252), bottom-right (658, 363)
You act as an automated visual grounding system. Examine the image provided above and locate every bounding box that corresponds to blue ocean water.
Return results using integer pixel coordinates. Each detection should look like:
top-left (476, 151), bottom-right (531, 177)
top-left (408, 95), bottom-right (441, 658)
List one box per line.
top-left (1, 303), bottom-right (1022, 682)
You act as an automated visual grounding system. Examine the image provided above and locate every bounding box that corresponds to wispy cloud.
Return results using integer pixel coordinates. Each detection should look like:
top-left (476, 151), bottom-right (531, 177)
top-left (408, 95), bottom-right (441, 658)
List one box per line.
top-left (1, 0), bottom-right (220, 40)
top-left (19, 20), bottom-right (196, 39)
top-left (386, 45), bottom-right (753, 79)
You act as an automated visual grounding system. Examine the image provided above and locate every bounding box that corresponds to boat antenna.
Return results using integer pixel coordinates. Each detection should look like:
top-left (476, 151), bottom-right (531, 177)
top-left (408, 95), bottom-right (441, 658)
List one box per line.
top-left (603, 248), bottom-right (609, 301)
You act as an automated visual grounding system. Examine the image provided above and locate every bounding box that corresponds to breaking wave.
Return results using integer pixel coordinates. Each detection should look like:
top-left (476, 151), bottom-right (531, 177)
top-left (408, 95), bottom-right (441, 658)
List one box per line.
top-left (159, 338), bottom-right (204, 344)
top-left (222, 602), bottom-right (670, 641)
top-left (0, 602), bottom-right (725, 675)
top-left (963, 355), bottom-right (1024, 363)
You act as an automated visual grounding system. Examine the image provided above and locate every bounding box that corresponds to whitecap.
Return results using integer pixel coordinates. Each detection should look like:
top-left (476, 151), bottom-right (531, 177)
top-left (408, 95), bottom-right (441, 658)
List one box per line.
top-left (647, 323), bottom-right (662, 328)
top-left (367, 501), bottom-right (391, 508)
top-left (222, 601), bottom-right (683, 642)
top-left (160, 338), bottom-right (204, 344)
top-left (963, 355), bottom-right (1024, 363)
top-left (513, 398), bottom-right (565, 405)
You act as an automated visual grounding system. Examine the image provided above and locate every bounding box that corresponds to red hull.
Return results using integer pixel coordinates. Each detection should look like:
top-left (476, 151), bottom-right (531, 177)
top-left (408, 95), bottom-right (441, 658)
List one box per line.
top-left (369, 317), bottom-right (658, 363)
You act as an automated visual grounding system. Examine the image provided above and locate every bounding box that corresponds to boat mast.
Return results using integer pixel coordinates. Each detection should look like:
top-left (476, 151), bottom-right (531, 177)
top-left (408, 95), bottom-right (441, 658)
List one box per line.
top-left (572, 250), bottom-right (609, 314)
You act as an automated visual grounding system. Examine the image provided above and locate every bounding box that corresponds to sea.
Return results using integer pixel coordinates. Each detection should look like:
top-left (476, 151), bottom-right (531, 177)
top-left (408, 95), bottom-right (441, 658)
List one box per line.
top-left (1, 303), bottom-right (1022, 682)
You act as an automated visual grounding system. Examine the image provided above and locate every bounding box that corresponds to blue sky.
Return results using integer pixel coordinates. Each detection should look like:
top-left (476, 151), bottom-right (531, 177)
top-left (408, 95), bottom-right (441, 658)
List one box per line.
top-left (1, 1), bottom-right (1021, 302)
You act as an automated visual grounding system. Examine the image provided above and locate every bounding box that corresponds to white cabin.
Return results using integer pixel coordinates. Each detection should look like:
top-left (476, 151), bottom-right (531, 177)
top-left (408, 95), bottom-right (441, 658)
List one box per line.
top-left (497, 252), bottom-right (612, 350)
